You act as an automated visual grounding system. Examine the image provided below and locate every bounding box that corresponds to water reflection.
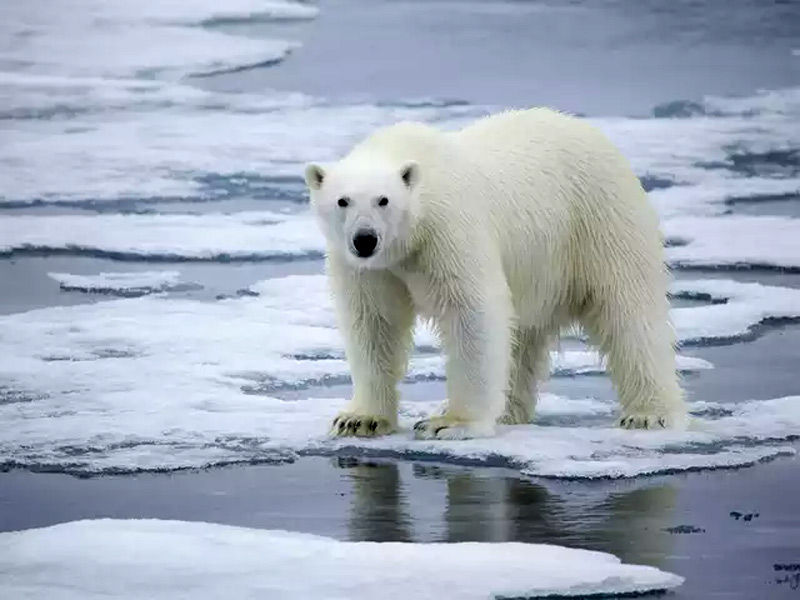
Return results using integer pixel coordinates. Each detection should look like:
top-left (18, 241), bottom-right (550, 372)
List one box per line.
top-left (337, 457), bottom-right (412, 542)
top-left (335, 458), bottom-right (676, 568)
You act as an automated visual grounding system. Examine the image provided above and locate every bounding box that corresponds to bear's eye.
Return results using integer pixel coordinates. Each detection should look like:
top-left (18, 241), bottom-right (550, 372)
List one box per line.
top-left (378, 196), bottom-right (389, 207)
top-left (337, 197), bottom-right (349, 208)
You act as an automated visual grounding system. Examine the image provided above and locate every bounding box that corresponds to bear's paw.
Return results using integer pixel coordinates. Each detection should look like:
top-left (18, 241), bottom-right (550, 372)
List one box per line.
top-left (413, 414), bottom-right (494, 440)
top-left (330, 413), bottom-right (394, 438)
top-left (619, 412), bottom-right (671, 430)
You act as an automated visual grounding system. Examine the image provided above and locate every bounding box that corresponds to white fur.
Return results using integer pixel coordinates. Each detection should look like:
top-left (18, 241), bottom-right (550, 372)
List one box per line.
top-left (305, 108), bottom-right (686, 440)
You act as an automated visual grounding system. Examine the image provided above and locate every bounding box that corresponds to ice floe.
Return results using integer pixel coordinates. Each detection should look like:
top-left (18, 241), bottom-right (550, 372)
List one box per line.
top-left (0, 276), bottom-right (797, 477)
top-left (672, 279), bottom-right (800, 344)
top-left (0, 212), bottom-right (322, 261)
top-left (0, 519), bottom-right (684, 599)
top-left (48, 271), bottom-right (189, 296)
top-left (665, 215), bottom-right (800, 272)
top-left (0, 1), bottom-right (311, 80)
top-left (3, 209), bottom-right (800, 272)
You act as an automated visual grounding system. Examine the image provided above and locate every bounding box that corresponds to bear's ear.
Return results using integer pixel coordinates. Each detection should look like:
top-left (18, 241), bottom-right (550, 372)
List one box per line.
top-left (304, 163), bottom-right (326, 191)
top-left (400, 161), bottom-right (419, 190)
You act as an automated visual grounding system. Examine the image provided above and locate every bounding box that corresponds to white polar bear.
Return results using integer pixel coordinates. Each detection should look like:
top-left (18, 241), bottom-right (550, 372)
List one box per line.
top-left (304, 108), bottom-right (686, 440)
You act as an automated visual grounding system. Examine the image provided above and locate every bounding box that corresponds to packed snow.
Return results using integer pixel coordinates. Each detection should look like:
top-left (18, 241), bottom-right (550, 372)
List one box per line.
top-left (1, 275), bottom-right (797, 477)
top-left (0, 519), bottom-right (684, 599)
top-left (48, 271), bottom-right (188, 296)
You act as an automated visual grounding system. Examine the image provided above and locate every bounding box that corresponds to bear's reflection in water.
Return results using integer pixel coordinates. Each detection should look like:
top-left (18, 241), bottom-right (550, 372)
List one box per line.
top-left (334, 457), bottom-right (676, 569)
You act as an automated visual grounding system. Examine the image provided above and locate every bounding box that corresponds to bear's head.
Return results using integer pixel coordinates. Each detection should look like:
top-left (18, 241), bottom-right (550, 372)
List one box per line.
top-left (304, 157), bottom-right (420, 269)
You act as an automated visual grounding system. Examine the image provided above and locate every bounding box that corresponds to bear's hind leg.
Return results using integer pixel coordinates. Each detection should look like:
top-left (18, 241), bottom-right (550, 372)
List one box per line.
top-left (581, 289), bottom-right (686, 429)
top-left (497, 328), bottom-right (552, 425)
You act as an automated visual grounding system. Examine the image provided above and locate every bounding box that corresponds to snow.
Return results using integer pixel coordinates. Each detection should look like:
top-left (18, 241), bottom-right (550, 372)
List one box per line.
top-left (48, 271), bottom-right (186, 296)
top-left (665, 215), bottom-right (800, 271)
top-left (0, 519), bottom-right (684, 599)
top-left (0, 275), bottom-right (796, 478)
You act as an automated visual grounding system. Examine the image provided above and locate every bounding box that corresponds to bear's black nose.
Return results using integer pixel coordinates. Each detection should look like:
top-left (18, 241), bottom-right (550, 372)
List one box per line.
top-left (352, 230), bottom-right (378, 258)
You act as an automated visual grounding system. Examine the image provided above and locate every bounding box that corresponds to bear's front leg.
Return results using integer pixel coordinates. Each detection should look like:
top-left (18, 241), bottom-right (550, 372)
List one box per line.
top-left (328, 258), bottom-right (415, 438)
top-left (414, 273), bottom-right (512, 440)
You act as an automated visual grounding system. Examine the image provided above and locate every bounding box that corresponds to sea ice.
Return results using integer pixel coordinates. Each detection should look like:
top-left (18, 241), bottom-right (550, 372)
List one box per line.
top-left (3, 209), bottom-right (800, 272)
top-left (665, 215), bottom-right (800, 271)
top-left (0, 276), bottom-right (796, 477)
top-left (0, 212), bottom-right (323, 261)
top-left (0, 519), bottom-right (684, 599)
top-left (48, 271), bottom-right (187, 296)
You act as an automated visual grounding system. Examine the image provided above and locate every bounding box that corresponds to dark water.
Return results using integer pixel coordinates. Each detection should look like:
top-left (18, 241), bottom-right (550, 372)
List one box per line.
top-left (2, 453), bottom-right (799, 599)
top-left (0, 255), bottom-right (323, 315)
top-left (206, 0), bottom-right (800, 116)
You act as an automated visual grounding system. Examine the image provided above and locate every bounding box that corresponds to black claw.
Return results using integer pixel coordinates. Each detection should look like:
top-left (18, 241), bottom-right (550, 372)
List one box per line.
top-left (434, 426), bottom-right (447, 435)
top-left (413, 421), bottom-right (425, 431)
top-left (354, 420), bottom-right (362, 429)
top-left (332, 417), bottom-right (340, 427)
top-left (658, 417), bottom-right (666, 428)
top-left (338, 421), bottom-right (346, 432)
top-left (369, 420), bottom-right (378, 432)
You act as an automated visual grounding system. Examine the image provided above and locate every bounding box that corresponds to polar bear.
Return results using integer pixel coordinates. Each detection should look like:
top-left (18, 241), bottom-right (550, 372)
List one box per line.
top-left (304, 108), bottom-right (686, 440)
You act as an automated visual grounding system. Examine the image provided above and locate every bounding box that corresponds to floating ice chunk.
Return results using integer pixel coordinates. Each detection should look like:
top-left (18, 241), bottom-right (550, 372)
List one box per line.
top-left (0, 519), bottom-right (684, 599)
top-left (0, 1), bottom-right (302, 81)
top-left (0, 212), bottom-right (323, 261)
top-left (672, 279), bottom-right (800, 344)
top-left (0, 276), bottom-right (796, 477)
top-left (48, 271), bottom-right (187, 296)
top-left (664, 215), bottom-right (800, 271)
